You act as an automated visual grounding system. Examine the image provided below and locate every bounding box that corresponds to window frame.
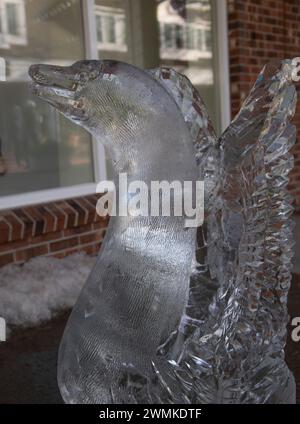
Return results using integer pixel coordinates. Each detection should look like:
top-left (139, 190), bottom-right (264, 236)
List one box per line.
top-left (0, 0), bottom-right (230, 211)
top-left (211, 0), bottom-right (231, 133)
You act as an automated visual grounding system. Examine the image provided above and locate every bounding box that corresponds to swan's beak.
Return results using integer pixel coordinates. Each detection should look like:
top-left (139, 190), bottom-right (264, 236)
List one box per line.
top-left (29, 64), bottom-right (79, 90)
top-left (28, 63), bottom-right (88, 121)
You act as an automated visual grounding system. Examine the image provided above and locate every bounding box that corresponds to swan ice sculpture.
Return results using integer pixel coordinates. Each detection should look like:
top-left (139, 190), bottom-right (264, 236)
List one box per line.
top-left (29, 59), bottom-right (297, 404)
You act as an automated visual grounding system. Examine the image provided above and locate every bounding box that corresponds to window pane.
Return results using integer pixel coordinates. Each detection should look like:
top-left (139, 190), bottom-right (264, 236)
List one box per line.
top-left (0, 0), bottom-right (94, 197)
top-left (175, 24), bottom-right (183, 49)
top-left (204, 29), bottom-right (211, 52)
top-left (6, 3), bottom-right (19, 36)
top-left (107, 16), bottom-right (116, 43)
top-left (96, 15), bottom-right (103, 43)
top-left (158, 0), bottom-right (221, 133)
top-left (95, 2), bottom-right (128, 56)
top-left (164, 23), bottom-right (173, 48)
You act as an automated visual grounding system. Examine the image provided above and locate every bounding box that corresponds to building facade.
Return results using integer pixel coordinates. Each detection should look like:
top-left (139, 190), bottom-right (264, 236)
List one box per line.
top-left (0, 0), bottom-right (299, 267)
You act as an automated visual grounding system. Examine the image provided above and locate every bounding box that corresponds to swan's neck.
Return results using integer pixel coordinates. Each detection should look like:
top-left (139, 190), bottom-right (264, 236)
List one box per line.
top-left (102, 117), bottom-right (196, 186)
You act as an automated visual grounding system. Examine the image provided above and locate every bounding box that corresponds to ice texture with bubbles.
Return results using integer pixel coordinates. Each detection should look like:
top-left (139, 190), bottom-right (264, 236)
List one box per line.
top-left (29, 59), bottom-right (297, 404)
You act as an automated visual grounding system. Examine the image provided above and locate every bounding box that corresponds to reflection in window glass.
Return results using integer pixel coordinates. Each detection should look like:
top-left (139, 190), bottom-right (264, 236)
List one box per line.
top-left (187, 27), bottom-right (194, 50)
top-left (6, 3), bottom-right (19, 35)
top-left (96, 15), bottom-right (103, 43)
top-left (157, 0), bottom-right (220, 132)
top-left (204, 29), bottom-right (211, 52)
top-left (175, 24), bottom-right (183, 49)
top-left (0, 0), bottom-right (94, 196)
top-left (197, 29), bottom-right (203, 50)
top-left (107, 16), bottom-right (116, 43)
top-left (116, 16), bottom-right (126, 46)
top-left (94, 0), bottom-right (221, 132)
top-left (95, 3), bottom-right (127, 54)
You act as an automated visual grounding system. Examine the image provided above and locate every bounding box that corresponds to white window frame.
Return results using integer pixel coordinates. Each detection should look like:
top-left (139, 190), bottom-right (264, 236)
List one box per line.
top-left (0, 0), bottom-right (230, 211)
top-left (211, 0), bottom-right (231, 132)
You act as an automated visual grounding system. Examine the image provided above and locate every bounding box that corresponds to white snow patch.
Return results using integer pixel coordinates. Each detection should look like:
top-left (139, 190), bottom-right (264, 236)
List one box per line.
top-left (0, 253), bottom-right (96, 329)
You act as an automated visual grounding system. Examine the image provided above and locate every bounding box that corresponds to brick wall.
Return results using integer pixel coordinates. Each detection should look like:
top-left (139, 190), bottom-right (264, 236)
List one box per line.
top-left (0, 195), bottom-right (108, 267)
top-left (227, 0), bottom-right (300, 208)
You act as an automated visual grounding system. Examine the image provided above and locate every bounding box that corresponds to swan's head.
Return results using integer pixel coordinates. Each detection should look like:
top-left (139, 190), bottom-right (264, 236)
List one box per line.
top-left (29, 60), bottom-right (164, 144)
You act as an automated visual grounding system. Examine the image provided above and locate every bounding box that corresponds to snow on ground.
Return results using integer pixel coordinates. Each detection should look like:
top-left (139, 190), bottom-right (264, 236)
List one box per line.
top-left (0, 253), bottom-right (96, 330)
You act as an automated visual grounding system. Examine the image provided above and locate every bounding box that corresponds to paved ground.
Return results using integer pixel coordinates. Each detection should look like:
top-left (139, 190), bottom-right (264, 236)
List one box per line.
top-left (0, 312), bottom-right (69, 404)
top-left (0, 275), bottom-right (299, 404)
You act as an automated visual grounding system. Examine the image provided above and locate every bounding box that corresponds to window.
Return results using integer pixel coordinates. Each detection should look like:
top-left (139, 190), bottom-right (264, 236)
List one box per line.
top-left (96, 15), bottom-right (103, 43)
top-left (175, 24), bottom-right (183, 49)
top-left (93, 0), bottom-right (229, 134)
top-left (95, 5), bottom-right (127, 53)
top-left (0, 0), bottom-right (96, 200)
top-left (157, 0), bottom-right (229, 134)
top-left (196, 29), bottom-right (204, 50)
top-left (204, 29), bottom-right (211, 52)
top-left (6, 3), bottom-right (19, 35)
top-left (186, 27), bottom-right (195, 50)
top-left (107, 16), bottom-right (116, 43)
top-left (161, 23), bottom-right (173, 49)
top-left (0, 0), bottom-right (27, 47)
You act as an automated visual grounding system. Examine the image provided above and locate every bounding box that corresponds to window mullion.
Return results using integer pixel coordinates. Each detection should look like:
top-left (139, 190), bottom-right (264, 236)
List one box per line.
top-left (81, 0), bottom-right (107, 184)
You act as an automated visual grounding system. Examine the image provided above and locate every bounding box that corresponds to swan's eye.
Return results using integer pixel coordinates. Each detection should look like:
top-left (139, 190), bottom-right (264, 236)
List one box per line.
top-left (74, 99), bottom-right (84, 109)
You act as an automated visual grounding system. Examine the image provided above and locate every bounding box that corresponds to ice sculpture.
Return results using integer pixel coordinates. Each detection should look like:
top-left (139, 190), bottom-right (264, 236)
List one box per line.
top-left (29, 59), bottom-right (297, 404)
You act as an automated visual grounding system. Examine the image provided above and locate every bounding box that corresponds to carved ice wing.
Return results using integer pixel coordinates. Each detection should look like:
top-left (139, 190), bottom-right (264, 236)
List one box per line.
top-left (145, 63), bottom-right (296, 403)
top-left (147, 67), bottom-right (217, 162)
top-left (202, 60), bottom-right (297, 402)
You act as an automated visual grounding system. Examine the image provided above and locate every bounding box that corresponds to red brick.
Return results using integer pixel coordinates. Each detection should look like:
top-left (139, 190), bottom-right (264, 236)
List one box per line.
top-left (51, 248), bottom-right (79, 259)
top-left (77, 197), bottom-right (98, 224)
top-left (13, 208), bottom-right (34, 238)
top-left (23, 206), bottom-right (45, 236)
top-left (0, 194), bottom-right (109, 267)
top-left (0, 238), bottom-right (28, 254)
top-left (80, 243), bottom-right (101, 256)
top-left (55, 201), bottom-right (78, 228)
top-left (67, 199), bottom-right (87, 226)
top-left (0, 219), bottom-right (10, 243)
top-left (0, 253), bottom-right (14, 267)
top-left (35, 205), bottom-right (56, 233)
top-left (44, 203), bottom-right (66, 231)
top-left (64, 224), bottom-right (93, 237)
top-left (15, 244), bottom-right (49, 262)
top-left (93, 218), bottom-right (109, 230)
top-left (229, 0), bottom-right (300, 206)
top-left (50, 236), bottom-right (79, 252)
top-left (80, 231), bottom-right (104, 245)
top-left (2, 213), bottom-right (23, 241)
top-left (30, 231), bottom-right (63, 244)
